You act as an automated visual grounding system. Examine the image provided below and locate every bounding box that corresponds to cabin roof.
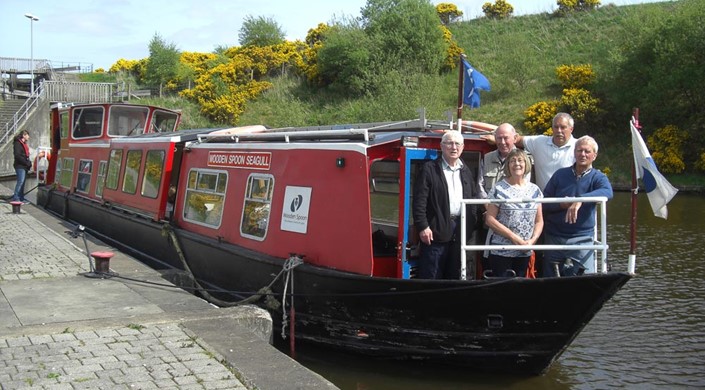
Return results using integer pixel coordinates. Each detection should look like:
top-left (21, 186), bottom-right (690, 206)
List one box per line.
top-left (110, 128), bottom-right (229, 144)
top-left (51, 102), bottom-right (181, 114)
top-left (195, 119), bottom-right (487, 147)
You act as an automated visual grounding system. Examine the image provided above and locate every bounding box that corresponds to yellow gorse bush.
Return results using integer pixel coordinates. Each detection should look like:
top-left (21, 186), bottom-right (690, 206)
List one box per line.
top-left (556, 0), bottom-right (601, 14)
top-left (555, 64), bottom-right (595, 89)
top-left (300, 23), bottom-right (330, 86)
top-left (524, 64), bottom-right (600, 135)
top-left (109, 58), bottom-right (148, 82)
top-left (441, 25), bottom-right (464, 71)
top-left (436, 3), bottom-right (464, 25)
top-left (180, 52), bottom-right (218, 76)
top-left (482, 0), bottom-right (514, 19)
top-left (524, 100), bottom-right (559, 135)
top-left (648, 125), bottom-right (687, 174)
top-left (695, 152), bottom-right (705, 172)
top-left (178, 42), bottom-right (307, 125)
top-left (560, 88), bottom-right (600, 122)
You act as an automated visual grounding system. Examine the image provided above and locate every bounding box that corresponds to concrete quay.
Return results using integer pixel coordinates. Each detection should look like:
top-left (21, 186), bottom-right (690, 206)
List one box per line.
top-left (0, 185), bottom-right (337, 389)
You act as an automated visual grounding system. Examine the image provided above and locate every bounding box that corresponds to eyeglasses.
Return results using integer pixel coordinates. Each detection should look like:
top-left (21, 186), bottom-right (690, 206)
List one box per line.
top-left (442, 141), bottom-right (463, 147)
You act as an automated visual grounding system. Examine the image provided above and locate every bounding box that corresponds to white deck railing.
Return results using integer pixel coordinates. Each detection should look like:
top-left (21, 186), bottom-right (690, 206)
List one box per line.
top-left (459, 196), bottom-right (613, 280)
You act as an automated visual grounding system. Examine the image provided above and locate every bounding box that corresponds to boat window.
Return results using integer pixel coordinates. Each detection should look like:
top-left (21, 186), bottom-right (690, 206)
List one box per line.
top-left (141, 150), bottom-right (165, 199)
top-left (106, 150), bottom-right (124, 190)
top-left (54, 158), bottom-right (61, 186)
top-left (72, 107), bottom-right (104, 139)
top-left (152, 110), bottom-right (179, 133)
top-left (183, 169), bottom-right (227, 228)
top-left (109, 106), bottom-right (149, 136)
top-left (96, 161), bottom-right (107, 198)
top-left (60, 112), bottom-right (69, 139)
top-left (59, 158), bottom-right (74, 188)
top-left (76, 160), bottom-right (93, 194)
top-left (240, 174), bottom-right (274, 241)
top-left (122, 150), bottom-right (143, 194)
top-left (370, 160), bottom-right (399, 224)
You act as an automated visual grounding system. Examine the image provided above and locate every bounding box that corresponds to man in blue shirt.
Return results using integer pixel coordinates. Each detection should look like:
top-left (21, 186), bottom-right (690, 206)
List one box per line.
top-left (541, 135), bottom-right (613, 276)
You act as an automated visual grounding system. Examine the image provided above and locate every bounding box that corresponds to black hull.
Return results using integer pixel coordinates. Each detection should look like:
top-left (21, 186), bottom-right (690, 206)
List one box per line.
top-left (38, 187), bottom-right (631, 374)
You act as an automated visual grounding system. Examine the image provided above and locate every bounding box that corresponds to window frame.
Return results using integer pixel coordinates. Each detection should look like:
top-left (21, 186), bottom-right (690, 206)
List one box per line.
top-left (182, 168), bottom-right (228, 229)
top-left (240, 173), bottom-right (275, 241)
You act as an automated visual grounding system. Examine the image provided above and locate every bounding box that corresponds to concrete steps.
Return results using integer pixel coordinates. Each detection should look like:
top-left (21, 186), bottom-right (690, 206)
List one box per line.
top-left (0, 99), bottom-right (27, 132)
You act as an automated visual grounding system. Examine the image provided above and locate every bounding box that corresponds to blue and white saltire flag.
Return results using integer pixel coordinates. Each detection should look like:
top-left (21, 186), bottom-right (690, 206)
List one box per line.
top-left (630, 120), bottom-right (678, 219)
top-left (461, 58), bottom-right (491, 108)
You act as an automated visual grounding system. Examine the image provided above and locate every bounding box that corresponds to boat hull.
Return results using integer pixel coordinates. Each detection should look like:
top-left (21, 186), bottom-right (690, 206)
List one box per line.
top-left (38, 187), bottom-right (631, 374)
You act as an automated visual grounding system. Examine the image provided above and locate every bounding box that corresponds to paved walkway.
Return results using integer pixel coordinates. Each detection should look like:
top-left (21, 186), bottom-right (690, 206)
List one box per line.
top-left (0, 184), bottom-right (337, 390)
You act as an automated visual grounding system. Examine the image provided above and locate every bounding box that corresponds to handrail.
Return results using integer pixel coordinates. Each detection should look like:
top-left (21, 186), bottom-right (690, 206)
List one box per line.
top-left (459, 196), bottom-right (611, 280)
top-left (1, 82), bottom-right (45, 145)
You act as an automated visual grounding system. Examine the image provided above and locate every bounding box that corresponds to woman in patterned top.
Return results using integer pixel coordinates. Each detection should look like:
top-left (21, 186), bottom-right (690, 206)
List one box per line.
top-left (485, 148), bottom-right (543, 277)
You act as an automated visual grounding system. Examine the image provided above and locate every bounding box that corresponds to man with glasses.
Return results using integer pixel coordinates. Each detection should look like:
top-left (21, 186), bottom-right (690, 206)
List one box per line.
top-left (413, 131), bottom-right (480, 279)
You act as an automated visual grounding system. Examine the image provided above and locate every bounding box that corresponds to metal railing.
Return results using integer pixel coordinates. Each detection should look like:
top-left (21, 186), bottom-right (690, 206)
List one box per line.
top-left (0, 57), bottom-right (51, 73)
top-left (459, 196), bottom-right (617, 280)
top-left (43, 81), bottom-right (117, 104)
top-left (1, 83), bottom-right (45, 145)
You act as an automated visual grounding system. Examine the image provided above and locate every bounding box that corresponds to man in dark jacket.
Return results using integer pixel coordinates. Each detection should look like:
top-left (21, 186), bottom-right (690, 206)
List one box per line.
top-left (11, 130), bottom-right (32, 203)
top-left (413, 131), bottom-right (479, 279)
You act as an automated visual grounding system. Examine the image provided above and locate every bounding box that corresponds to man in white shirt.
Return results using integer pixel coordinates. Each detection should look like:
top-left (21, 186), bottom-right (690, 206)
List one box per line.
top-left (516, 112), bottom-right (577, 191)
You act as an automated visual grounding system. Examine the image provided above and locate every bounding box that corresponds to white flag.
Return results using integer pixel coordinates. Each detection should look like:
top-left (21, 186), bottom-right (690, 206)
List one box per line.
top-left (630, 120), bottom-right (678, 219)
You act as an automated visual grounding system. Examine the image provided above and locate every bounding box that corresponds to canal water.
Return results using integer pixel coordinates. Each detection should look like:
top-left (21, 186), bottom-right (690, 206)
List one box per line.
top-left (288, 191), bottom-right (705, 389)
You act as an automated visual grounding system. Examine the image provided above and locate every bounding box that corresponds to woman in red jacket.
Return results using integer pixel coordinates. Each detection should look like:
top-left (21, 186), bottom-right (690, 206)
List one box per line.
top-left (11, 130), bottom-right (32, 204)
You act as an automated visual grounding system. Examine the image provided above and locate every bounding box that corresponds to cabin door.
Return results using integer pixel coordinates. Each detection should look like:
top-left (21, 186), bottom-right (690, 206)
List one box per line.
top-left (398, 147), bottom-right (439, 279)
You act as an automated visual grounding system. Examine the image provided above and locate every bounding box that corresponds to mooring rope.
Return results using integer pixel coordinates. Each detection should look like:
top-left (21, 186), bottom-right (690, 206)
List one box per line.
top-left (281, 255), bottom-right (304, 340)
top-left (162, 224), bottom-right (289, 307)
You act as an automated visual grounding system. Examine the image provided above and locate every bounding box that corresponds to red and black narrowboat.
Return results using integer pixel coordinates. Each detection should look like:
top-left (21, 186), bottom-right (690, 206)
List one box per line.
top-left (37, 102), bottom-right (631, 374)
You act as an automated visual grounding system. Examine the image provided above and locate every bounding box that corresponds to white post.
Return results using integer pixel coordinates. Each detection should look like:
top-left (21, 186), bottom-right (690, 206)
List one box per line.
top-left (460, 205), bottom-right (467, 280)
top-left (24, 13), bottom-right (39, 95)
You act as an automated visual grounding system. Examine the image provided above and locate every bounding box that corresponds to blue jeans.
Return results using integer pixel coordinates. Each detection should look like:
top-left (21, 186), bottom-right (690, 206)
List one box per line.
top-left (417, 220), bottom-right (462, 279)
top-left (542, 234), bottom-right (595, 277)
top-left (12, 167), bottom-right (27, 201)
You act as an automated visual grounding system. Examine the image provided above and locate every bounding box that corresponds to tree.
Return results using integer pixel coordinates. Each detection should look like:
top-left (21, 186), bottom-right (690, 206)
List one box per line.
top-left (316, 26), bottom-right (373, 96)
top-left (606, 0), bottom-right (705, 168)
top-left (145, 33), bottom-right (181, 97)
top-left (238, 15), bottom-right (286, 47)
top-left (360, 0), bottom-right (447, 74)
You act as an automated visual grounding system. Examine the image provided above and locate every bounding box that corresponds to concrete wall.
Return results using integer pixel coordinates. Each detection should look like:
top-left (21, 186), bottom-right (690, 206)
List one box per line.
top-left (0, 98), bottom-right (51, 177)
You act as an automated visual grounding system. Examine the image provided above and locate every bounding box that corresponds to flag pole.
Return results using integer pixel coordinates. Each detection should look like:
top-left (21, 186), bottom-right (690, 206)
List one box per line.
top-left (628, 108), bottom-right (640, 274)
top-left (456, 54), bottom-right (466, 130)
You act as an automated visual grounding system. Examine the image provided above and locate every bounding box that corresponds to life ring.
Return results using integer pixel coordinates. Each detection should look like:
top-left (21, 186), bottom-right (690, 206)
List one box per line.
top-left (34, 148), bottom-right (51, 182)
top-left (461, 120), bottom-right (497, 133)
